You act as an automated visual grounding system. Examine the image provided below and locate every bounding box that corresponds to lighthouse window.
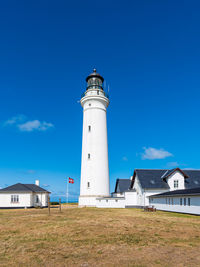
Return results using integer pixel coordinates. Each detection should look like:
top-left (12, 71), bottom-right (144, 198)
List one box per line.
top-left (88, 125), bottom-right (91, 132)
top-left (87, 182), bottom-right (90, 188)
top-left (88, 153), bottom-right (90, 159)
top-left (89, 103), bottom-right (91, 106)
top-left (97, 90), bottom-right (99, 95)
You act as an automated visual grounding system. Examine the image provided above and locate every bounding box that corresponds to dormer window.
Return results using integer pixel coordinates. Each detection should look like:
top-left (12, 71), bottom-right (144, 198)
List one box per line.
top-left (174, 180), bottom-right (179, 188)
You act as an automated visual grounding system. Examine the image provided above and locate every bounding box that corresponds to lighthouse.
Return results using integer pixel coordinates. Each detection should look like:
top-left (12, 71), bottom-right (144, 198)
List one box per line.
top-left (79, 69), bottom-right (110, 206)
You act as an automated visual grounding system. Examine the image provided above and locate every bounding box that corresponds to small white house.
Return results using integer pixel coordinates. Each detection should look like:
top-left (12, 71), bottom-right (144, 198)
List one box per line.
top-left (149, 187), bottom-right (200, 215)
top-left (0, 180), bottom-right (50, 208)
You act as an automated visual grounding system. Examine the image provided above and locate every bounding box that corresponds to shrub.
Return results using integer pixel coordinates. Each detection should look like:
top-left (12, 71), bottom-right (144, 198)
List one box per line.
top-left (50, 201), bottom-right (59, 205)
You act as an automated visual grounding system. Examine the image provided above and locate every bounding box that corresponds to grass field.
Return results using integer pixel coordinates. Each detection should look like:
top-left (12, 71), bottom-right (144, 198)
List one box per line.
top-left (0, 206), bottom-right (200, 267)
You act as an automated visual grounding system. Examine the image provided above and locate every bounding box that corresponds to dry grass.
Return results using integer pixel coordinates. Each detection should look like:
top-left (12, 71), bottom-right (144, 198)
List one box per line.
top-left (0, 206), bottom-right (200, 267)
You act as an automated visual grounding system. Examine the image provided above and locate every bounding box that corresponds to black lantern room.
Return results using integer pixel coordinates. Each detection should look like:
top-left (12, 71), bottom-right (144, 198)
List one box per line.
top-left (86, 69), bottom-right (104, 90)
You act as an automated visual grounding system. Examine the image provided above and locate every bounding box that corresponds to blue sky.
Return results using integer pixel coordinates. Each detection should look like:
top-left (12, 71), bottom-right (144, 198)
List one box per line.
top-left (0, 0), bottom-right (200, 201)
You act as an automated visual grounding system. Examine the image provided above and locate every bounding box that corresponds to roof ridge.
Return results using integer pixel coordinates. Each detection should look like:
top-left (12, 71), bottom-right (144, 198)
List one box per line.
top-left (135, 169), bottom-right (168, 171)
top-left (21, 184), bottom-right (35, 192)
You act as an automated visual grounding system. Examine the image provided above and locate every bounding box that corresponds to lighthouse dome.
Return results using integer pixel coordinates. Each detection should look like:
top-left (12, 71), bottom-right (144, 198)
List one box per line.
top-left (86, 69), bottom-right (104, 82)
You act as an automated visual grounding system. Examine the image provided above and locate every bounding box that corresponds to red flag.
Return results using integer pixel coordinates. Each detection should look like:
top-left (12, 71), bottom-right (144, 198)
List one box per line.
top-left (69, 177), bottom-right (74, 184)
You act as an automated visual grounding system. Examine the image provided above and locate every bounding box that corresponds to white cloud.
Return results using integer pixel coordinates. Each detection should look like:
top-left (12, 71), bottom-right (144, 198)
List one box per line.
top-left (18, 120), bottom-right (54, 132)
top-left (167, 162), bottom-right (179, 168)
top-left (141, 147), bottom-right (173, 160)
top-left (42, 184), bottom-right (50, 188)
top-left (4, 115), bottom-right (54, 132)
top-left (4, 114), bottom-right (26, 126)
top-left (27, 170), bottom-right (36, 174)
top-left (122, 156), bottom-right (128, 161)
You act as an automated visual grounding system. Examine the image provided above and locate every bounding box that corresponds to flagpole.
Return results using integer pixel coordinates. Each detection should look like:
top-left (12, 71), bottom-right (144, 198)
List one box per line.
top-left (67, 179), bottom-right (68, 205)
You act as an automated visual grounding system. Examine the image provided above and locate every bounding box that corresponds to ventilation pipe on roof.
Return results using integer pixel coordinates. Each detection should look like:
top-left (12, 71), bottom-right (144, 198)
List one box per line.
top-left (35, 180), bottom-right (40, 186)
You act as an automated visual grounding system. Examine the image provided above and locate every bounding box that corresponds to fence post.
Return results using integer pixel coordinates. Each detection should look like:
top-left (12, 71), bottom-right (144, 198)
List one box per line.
top-left (59, 198), bottom-right (61, 213)
top-left (48, 195), bottom-right (50, 215)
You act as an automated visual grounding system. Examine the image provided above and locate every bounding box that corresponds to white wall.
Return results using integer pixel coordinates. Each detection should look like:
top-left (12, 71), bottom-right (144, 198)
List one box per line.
top-left (132, 175), bottom-right (143, 206)
top-left (31, 193), bottom-right (48, 207)
top-left (124, 191), bottom-right (137, 206)
top-left (167, 171), bottom-right (185, 191)
top-left (96, 198), bottom-right (125, 208)
top-left (0, 193), bottom-right (31, 208)
top-left (0, 192), bottom-right (49, 208)
top-left (132, 175), bottom-right (167, 206)
top-left (143, 190), bottom-right (168, 206)
top-left (79, 196), bottom-right (97, 207)
top-left (149, 195), bottom-right (200, 215)
top-left (112, 192), bottom-right (124, 198)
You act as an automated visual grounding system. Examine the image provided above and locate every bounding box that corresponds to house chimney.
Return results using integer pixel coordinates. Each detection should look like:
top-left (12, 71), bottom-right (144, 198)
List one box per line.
top-left (35, 180), bottom-right (40, 186)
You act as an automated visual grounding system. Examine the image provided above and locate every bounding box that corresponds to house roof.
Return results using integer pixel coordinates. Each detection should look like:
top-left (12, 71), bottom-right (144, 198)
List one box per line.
top-left (132, 169), bottom-right (170, 190)
top-left (149, 187), bottom-right (200, 197)
top-left (183, 170), bottom-right (200, 189)
top-left (0, 183), bottom-right (50, 193)
top-left (131, 169), bottom-right (200, 190)
top-left (114, 179), bottom-right (132, 193)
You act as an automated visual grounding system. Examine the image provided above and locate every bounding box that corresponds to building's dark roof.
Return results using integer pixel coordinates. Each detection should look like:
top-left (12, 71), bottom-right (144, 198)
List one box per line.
top-left (0, 183), bottom-right (50, 193)
top-left (114, 179), bottom-right (132, 193)
top-left (149, 187), bottom-right (200, 197)
top-left (183, 170), bottom-right (200, 189)
top-left (134, 170), bottom-right (170, 189)
top-left (131, 169), bottom-right (200, 190)
top-left (86, 68), bottom-right (104, 82)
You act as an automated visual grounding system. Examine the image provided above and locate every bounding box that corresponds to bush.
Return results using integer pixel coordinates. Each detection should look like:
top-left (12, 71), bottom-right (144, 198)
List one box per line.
top-left (50, 201), bottom-right (59, 205)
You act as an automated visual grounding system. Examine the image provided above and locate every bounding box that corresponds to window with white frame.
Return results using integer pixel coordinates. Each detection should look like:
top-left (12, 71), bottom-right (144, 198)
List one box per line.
top-left (180, 198), bottom-right (182, 205)
top-left (88, 153), bottom-right (90, 159)
top-left (87, 182), bottom-right (90, 188)
top-left (11, 195), bottom-right (19, 203)
top-left (184, 198), bottom-right (186, 206)
top-left (188, 198), bottom-right (190, 206)
top-left (174, 180), bottom-right (179, 188)
top-left (88, 125), bottom-right (91, 132)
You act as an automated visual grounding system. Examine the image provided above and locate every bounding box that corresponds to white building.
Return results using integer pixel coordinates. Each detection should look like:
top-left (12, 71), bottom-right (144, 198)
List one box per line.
top-left (149, 187), bottom-right (200, 215)
top-left (0, 180), bottom-right (50, 208)
top-left (79, 69), bottom-right (110, 206)
top-left (96, 168), bottom-right (200, 214)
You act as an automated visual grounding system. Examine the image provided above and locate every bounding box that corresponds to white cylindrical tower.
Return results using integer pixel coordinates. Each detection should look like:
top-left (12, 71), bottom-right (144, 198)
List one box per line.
top-left (79, 69), bottom-right (110, 206)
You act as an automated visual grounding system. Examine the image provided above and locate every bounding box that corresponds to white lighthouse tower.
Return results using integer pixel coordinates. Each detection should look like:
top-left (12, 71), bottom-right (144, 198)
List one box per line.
top-left (79, 69), bottom-right (110, 206)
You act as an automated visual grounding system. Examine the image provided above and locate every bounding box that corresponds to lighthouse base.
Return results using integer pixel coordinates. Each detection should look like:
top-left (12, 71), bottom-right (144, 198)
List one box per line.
top-left (79, 195), bottom-right (110, 207)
